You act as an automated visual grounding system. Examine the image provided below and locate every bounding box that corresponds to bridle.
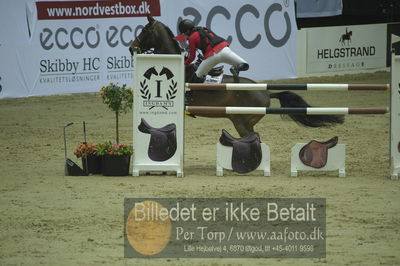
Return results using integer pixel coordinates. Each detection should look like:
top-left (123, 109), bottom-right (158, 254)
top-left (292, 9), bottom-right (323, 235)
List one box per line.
top-left (131, 21), bottom-right (158, 54)
top-left (130, 20), bottom-right (183, 55)
top-left (131, 37), bottom-right (154, 54)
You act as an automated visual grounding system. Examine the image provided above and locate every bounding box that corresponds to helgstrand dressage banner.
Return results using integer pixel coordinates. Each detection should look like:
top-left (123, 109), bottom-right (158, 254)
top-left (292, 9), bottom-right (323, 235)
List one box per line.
top-left (0, 0), bottom-right (296, 98)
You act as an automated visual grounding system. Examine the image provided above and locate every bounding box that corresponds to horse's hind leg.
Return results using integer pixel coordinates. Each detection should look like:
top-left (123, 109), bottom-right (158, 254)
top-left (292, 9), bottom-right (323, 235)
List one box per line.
top-left (229, 114), bottom-right (264, 137)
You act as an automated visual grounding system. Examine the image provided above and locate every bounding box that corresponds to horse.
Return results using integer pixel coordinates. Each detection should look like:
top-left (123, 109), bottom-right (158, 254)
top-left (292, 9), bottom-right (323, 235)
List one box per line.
top-left (129, 15), bottom-right (344, 137)
top-left (339, 29), bottom-right (352, 46)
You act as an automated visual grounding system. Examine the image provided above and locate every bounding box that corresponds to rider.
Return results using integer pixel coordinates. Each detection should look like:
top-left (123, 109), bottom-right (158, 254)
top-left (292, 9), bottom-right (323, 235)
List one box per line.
top-left (177, 19), bottom-right (249, 83)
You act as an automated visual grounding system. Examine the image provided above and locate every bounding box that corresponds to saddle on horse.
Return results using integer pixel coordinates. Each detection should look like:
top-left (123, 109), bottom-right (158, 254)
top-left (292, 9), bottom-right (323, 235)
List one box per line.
top-left (208, 66), bottom-right (224, 77)
top-left (189, 55), bottom-right (224, 83)
top-left (138, 118), bottom-right (177, 162)
top-left (219, 129), bottom-right (262, 174)
top-left (299, 136), bottom-right (339, 169)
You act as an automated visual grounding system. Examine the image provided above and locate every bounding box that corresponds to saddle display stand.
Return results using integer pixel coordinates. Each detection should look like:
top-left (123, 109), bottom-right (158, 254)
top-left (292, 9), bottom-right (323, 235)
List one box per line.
top-left (291, 139), bottom-right (346, 177)
top-left (216, 130), bottom-right (270, 176)
top-left (217, 143), bottom-right (271, 176)
top-left (133, 53), bottom-right (185, 177)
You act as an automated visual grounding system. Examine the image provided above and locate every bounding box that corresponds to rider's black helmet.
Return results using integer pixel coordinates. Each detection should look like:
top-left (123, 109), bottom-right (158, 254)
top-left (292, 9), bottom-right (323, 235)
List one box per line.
top-left (179, 19), bottom-right (195, 34)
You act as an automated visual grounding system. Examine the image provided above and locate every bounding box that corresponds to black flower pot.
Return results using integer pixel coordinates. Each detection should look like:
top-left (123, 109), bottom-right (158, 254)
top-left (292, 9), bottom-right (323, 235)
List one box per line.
top-left (101, 154), bottom-right (131, 176)
top-left (82, 155), bottom-right (102, 174)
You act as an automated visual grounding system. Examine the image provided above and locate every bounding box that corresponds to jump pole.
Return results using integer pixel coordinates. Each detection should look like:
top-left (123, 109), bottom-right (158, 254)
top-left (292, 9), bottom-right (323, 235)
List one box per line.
top-left (186, 106), bottom-right (389, 115)
top-left (390, 34), bottom-right (400, 180)
top-left (186, 83), bottom-right (390, 91)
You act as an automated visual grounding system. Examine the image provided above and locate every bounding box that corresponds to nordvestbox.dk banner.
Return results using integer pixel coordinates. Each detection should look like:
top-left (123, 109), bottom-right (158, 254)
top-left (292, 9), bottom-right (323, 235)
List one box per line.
top-left (0, 0), bottom-right (297, 98)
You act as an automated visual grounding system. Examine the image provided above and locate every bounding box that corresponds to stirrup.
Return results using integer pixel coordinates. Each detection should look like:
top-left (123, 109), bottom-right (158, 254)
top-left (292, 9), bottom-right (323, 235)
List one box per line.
top-left (230, 66), bottom-right (240, 83)
top-left (230, 63), bottom-right (249, 83)
top-left (230, 66), bottom-right (238, 77)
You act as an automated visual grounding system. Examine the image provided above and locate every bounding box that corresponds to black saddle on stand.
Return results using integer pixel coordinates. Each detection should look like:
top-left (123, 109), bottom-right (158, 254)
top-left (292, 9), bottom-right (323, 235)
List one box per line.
top-left (219, 129), bottom-right (262, 174)
top-left (138, 118), bottom-right (177, 162)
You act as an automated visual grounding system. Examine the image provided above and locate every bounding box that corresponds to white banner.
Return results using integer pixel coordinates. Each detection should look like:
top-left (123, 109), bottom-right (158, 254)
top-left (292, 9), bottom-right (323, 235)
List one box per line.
top-left (306, 24), bottom-right (387, 73)
top-left (0, 0), bottom-right (297, 98)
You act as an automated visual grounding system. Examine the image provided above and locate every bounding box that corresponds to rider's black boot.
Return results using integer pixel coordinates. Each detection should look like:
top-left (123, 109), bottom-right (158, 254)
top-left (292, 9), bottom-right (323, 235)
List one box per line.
top-left (230, 63), bottom-right (249, 78)
top-left (237, 63), bottom-right (249, 72)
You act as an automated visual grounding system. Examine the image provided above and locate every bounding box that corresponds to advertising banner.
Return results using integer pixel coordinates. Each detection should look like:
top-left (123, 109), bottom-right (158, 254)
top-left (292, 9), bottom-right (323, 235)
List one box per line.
top-left (306, 24), bottom-right (387, 73)
top-left (0, 0), bottom-right (297, 99)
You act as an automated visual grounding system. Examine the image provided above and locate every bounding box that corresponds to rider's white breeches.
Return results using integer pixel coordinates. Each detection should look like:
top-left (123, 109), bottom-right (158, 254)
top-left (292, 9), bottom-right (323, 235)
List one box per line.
top-left (195, 47), bottom-right (248, 77)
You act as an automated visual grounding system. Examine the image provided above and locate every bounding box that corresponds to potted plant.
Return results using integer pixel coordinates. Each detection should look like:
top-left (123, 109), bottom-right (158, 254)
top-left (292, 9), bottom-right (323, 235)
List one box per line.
top-left (97, 142), bottom-right (133, 176)
top-left (99, 83), bottom-right (133, 176)
top-left (100, 82), bottom-right (133, 143)
top-left (74, 143), bottom-right (102, 174)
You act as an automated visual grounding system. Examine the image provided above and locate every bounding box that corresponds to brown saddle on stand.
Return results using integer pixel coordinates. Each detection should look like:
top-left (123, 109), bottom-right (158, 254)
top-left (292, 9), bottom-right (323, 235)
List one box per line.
top-left (219, 129), bottom-right (262, 174)
top-left (299, 136), bottom-right (339, 169)
top-left (138, 118), bottom-right (177, 162)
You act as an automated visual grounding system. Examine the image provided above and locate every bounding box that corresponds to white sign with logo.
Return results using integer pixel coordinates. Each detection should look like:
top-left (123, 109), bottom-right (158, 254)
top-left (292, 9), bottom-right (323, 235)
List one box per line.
top-left (306, 24), bottom-right (387, 73)
top-left (132, 54), bottom-right (185, 177)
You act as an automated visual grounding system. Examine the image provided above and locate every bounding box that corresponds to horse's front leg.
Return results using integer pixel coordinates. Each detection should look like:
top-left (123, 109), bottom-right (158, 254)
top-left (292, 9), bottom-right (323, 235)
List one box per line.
top-left (229, 114), bottom-right (265, 137)
top-left (228, 91), bottom-right (270, 136)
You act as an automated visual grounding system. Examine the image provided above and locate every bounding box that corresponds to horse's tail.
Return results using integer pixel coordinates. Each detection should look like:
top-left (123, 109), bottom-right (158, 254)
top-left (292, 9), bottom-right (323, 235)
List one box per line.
top-left (269, 91), bottom-right (344, 127)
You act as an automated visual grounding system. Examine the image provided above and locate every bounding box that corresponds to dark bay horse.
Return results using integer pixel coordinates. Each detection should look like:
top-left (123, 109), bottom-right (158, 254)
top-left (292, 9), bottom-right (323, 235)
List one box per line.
top-left (130, 16), bottom-right (344, 137)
